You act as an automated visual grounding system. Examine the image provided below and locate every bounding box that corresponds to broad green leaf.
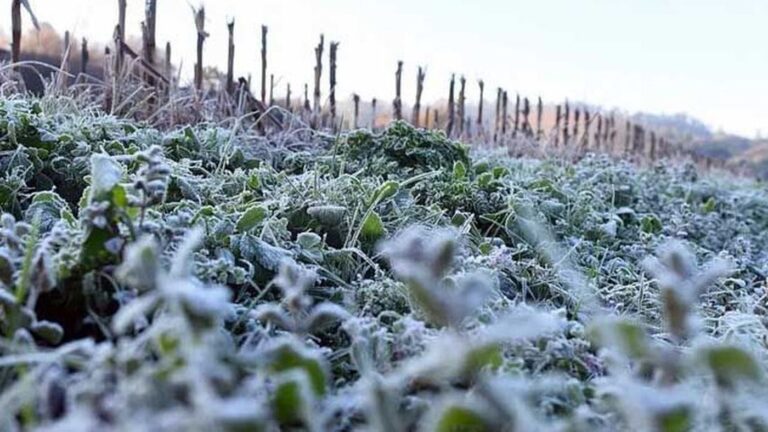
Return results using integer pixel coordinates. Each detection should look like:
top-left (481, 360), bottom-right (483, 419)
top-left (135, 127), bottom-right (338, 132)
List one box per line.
top-left (641, 215), bottom-right (663, 234)
top-left (269, 344), bottom-right (327, 397)
top-left (236, 205), bottom-right (268, 232)
top-left (701, 345), bottom-right (761, 389)
top-left (371, 181), bottom-right (399, 204)
top-left (360, 211), bottom-right (385, 242)
top-left (453, 161), bottom-right (467, 180)
top-left (435, 405), bottom-right (491, 432)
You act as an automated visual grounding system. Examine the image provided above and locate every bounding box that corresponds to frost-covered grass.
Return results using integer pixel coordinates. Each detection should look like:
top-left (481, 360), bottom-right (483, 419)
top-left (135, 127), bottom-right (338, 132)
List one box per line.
top-left (2, 96), bottom-right (768, 431)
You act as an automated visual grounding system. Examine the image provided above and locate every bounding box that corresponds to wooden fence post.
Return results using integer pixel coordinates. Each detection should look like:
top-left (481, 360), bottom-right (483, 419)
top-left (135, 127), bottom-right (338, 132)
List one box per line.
top-left (494, 88), bottom-right (502, 143)
top-left (513, 93), bottom-right (520, 137)
top-left (285, 83), bottom-right (292, 111)
top-left (554, 105), bottom-right (561, 147)
top-left (501, 91), bottom-right (508, 138)
top-left (304, 83), bottom-right (311, 112)
top-left (433, 109), bottom-right (439, 129)
top-left (413, 66), bottom-right (426, 126)
top-left (164, 42), bottom-right (172, 87)
top-left (603, 114), bottom-right (611, 151)
top-left (457, 76), bottom-right (466, 136)
top-left (63, 30), bottom-right (71, 71)
top-left (313, 34), bottom-right (324, 125)
top-left (573, 108), bottom-right (580, 145)
top-left (582, 110), bottom-right (591, 150)
top-left (536, 97), bottom-right (543, 140)
top-left (143, 0), bottom-right (157, 88)
top-left (371, 98), bottom-right (378, 129)
top-left (595, 115), bottom-right (603, 151)
top-left (476, 80), bottom-right (484, 131)
top-left (446, 74), bottom-right (455, 137)
top-left (563, 101), bottom-right (570, 147)
top-left (80, 38), bottom-right (89, 75)
top-left (609, 115), bottom-right (617, 151)
top-left (11, 0), bottom-right (21, 70)
top-left (624, 121), bottom-right (631, 154)
top-left (193, 6), bottom-right (207, 92)
top-left (269, 74), bottom-right (275, 105)
top-left (261, 25), bottom-right (269, 103)
top-left (353, 93), bottom-right (360, 129)
top-left (226, 19), bottom-right (235, 94)
top-left (116, 0), bottom-right (126, 73)
top-left (393, 60), bottom-right (403, 121)
top-left (649, 131), bottom-right (657, 161)
top-left (522, 97), bottom-right (531, 137)
top-left (329, 41), bottom-right (339, 125)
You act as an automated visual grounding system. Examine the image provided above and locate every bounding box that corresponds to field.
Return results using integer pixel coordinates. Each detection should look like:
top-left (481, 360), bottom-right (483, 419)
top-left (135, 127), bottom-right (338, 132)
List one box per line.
top-left (1, 91), bottom-right (768, 431)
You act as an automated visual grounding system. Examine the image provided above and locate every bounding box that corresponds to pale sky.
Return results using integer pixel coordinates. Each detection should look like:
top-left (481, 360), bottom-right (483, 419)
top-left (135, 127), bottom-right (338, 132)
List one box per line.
top-left (2, 0), bottom-right (766, 137)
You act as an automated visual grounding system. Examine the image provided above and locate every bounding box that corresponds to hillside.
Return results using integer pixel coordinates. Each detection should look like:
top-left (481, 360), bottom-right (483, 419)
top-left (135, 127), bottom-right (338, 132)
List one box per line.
top-left (1, 95), bottom-right (768, 430)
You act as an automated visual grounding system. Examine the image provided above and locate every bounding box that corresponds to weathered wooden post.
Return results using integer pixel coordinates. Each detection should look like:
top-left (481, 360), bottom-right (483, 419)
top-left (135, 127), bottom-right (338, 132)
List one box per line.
top-left (457, 76), bottom-right (466, 136)
top-left (80, 38), bottom-right (89, 75)
top-left (573, 108), bottom-right (580, 144)
top-left (193, 6), bottom-right (207, 92)
top-left (329, 41), bottom-right (339, 125)
top-left (583, 110), bottom-right (591, 150)
top-left (62, 31), bottom-right (71, 73)
top-left (494, 88), bottom-right (502, 142)
top-left (261, 25), bottom-right (269, 103)
top-left (649, 131), bottom-right (657, 161)
top-left (433, 109), bottom-right (439, 129)
top-left (304, 83), bottom-right (311, 112)
top-left (522, 97), bottom-right (531, 137)
top-left (353, 93), bottom-right (360, 129)
top-left (609, 115), bottom-right (617, 150)
top-left (371, 98), bottom-right (377, 129)
top-left (285, 83), bottom-right (292, 111)
top-left (116, 0), bottom-right (126, 73)
top-left (446, 74), bottom-right (456, 137)
top-left (624, 121), bottom-right (632, 154)
top-left (412, 66), bottom-right (426, 127)
top-left (603, 114), bottom-right (611, 150)
top-left (563, 101), bottom-right (570, 147)
top-left (536, 97), bottom-right (543, 140)
top-left (595, 115), bottom-right (603, 151)
top-left (501, 91), bottom-right (508, 138)
top-left (513, 94), bottom-right (520, 137)
top-left (164, 42), bottom-right (171, 84)
top-left (554, 105), bottom-right (561, 147)
top-left (269, 74), bottom-right (275, 105)
top-left (11, 0), bottom-right (21, 70)
top-left (393, 60), bottom-right (403, 121)
top-left (142, 0), bottom-right (157, 87)
top-left (476, 80), bottom-right (484, 130)
top-left (226, 19), bottom-right (235, 94)
top-left (312, 34), bottom-right (324, 125)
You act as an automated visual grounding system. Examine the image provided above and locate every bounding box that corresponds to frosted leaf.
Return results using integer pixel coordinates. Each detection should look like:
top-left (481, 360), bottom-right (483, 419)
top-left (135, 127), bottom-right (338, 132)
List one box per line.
top-left (115, 235), bottom-right (159, 292)
top-left (89, 154), bottom-right (123, 200)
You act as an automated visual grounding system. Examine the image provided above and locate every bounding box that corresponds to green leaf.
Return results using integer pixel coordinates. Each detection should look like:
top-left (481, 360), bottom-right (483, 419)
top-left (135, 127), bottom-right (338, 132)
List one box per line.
top-left (655, 406), bottom-right (692, 432)
top-left (435, 405), bottom-right (491, 432)
top-left (268, 343), bottom-right (327, 397)
top-left (236, 205), bottom-right (268, 232)
top-left (461, 343), bottom-right (503, 378)
top-left (588, 318), bottom-right (650, 360)
top-left (360, 211), bottom-right (385, 242)
top-left (476, 172), bottom-right (494, 188)
top-left (371, 181), bottom-right (399, 204)
top-left (640, 214), bottom-right (663, 234)
top-left (702, 197), bottom-right (716, 213)
top-left (272, 378), bottom-right (307, 427)
top-left (453, 161), bottom-right (467, 180)
top-left (90, 154), bottom-right (123, 201)
top-left (701, 345), bottom-right (761, 389)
